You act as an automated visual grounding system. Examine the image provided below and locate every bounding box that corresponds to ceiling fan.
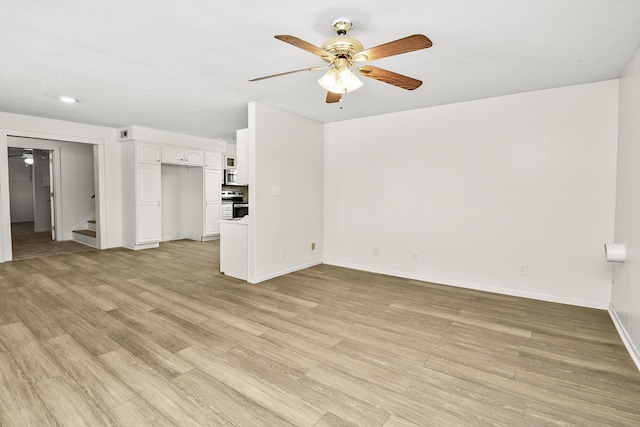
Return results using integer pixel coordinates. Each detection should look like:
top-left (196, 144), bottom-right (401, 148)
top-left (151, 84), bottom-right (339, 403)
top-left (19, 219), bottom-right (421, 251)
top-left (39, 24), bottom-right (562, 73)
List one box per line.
top-left (8, 149), bottom-right (34, 164)
top-left (249, 18), bottom-right (433, 103)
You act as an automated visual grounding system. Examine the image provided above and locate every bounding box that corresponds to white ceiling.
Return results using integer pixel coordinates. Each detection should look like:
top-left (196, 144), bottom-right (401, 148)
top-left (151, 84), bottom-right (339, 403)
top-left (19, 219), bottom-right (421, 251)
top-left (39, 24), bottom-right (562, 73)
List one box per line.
top-left (2, 1), bottom-right (640, 142)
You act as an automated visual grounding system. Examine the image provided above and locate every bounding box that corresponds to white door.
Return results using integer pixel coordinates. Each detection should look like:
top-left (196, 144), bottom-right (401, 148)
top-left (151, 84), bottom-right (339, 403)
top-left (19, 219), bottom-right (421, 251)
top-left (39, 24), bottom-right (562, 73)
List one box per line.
top-left (203, 169), bottom-right (221, 236)
top-left (136, 163), bottom-right (161, 244)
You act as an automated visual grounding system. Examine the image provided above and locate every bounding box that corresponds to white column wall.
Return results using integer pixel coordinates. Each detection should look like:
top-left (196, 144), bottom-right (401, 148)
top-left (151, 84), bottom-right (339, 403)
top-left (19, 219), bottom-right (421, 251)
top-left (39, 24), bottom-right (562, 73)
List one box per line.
top-left (611, 46), bottom-right (640, 369)
top-left (247, 102), bottom-right (324, 283)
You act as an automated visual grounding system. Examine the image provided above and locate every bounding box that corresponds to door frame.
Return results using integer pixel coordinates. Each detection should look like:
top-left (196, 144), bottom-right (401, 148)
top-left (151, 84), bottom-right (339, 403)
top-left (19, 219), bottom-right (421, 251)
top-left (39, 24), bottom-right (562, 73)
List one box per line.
top-left (0, 129), bottom-right (107, 261)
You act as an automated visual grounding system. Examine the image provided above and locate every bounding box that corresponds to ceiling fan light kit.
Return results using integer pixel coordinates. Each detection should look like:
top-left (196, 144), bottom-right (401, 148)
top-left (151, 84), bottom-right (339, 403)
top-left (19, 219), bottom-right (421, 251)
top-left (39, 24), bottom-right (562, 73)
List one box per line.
top-left (318, 58), bottom-right (363, 94)
top-left (250, 17), bottom-right (432, 103)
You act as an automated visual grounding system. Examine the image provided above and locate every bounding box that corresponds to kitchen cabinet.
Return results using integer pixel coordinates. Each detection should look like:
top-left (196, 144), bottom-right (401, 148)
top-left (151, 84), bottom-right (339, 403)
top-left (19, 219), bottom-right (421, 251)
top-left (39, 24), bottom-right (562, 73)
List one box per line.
top-left (122, 140), bottom-right (223, 248)
top-left (136, 163), bottom-right (161, 244)
top-left (235, 128), bottom-right (249, 185)
top-left (122, 141), bottom-right (162, 249)
top-left (221, 202), bottom-right (233, 220)
top-left (136, 141), bottom-right (161, 164)
top-left (161, 146), bottom-right (205, 166)
top-left (220, 217), bottom-right (248, 280)
top-left (203, 169), bottom-right (221, 238)
top-left (205, 151), bottom-right (222, 170)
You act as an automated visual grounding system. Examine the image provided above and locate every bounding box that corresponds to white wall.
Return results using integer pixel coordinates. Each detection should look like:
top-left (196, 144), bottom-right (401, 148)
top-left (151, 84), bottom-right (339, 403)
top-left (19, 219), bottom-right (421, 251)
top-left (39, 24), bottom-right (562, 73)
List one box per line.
top-left (247, 102), bottom-right (324, 283)
top-left (324, 81), bottom-right (619, 308)
top-left (611, 46), bottom-right (640, 369)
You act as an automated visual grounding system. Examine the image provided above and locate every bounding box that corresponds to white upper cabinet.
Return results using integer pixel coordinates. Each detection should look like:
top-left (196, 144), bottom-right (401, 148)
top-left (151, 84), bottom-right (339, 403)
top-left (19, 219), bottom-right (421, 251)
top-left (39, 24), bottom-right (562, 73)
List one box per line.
top-left (204, 151), bottom-right (222, 170)
top-left (161, 146), bottom-right (183, 164)
top-left (184, 149), bottom-right (205, 165)
top-left (161, 146), bottom-right (204, 166)
top-left (136, 141), bottom-right (160, 164)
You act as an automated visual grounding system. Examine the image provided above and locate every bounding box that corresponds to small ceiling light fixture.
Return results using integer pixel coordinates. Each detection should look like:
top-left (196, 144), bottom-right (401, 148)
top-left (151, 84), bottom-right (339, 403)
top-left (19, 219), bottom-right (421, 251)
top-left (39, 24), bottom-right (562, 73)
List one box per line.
top-left (24, 153), bottom-right (34, 165)
top-left (317, 58), bottom-right (363, 94)
top-left (58, 95), bottom-right (78, 103)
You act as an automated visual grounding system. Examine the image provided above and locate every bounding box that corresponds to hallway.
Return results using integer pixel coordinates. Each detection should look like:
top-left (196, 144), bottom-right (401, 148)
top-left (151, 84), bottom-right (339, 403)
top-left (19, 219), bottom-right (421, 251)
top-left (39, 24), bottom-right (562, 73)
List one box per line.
top-left (10, 222), bottom-right (95, 261)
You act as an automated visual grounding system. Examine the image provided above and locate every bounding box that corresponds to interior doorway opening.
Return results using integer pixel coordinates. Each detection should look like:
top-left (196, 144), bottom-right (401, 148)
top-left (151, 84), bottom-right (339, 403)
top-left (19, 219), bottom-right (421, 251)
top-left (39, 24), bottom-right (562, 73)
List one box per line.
top-left (6, 137), bottom-right (97, 260)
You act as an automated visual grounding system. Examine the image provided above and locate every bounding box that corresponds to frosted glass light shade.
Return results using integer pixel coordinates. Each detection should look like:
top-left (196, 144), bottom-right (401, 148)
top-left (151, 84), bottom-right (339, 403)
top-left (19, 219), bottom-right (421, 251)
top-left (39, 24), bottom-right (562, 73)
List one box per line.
top-left (318, 66), bottom-right (363, 94)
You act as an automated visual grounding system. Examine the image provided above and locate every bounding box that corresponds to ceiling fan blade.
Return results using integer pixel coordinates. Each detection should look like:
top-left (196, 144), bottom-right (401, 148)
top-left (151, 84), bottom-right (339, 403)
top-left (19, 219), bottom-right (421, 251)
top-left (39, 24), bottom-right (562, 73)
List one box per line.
top-left (326, 91), bottom-right (342, 103)
top-left (354, 34), bottom-right (432, 62)
top-left (249, 66), bottom-right (328, 82)
top-left (358, 66), bottom-right (423, 90)
top-left (275, 35), bottom-right (336, 61)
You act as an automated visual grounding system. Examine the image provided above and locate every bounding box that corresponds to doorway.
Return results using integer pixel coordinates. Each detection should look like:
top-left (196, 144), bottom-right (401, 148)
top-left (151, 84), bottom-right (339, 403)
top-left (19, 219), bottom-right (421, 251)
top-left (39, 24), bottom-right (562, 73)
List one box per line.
top-left (6, 140), bottom-right (97, 260)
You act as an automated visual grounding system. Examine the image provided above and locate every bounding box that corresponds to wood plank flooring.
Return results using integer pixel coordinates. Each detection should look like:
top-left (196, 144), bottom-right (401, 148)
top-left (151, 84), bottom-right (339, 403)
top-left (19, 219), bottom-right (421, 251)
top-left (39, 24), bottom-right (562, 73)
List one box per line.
top-left (0, 240), bottom-right (639, 426)
top-left (10, 222), bottom-right (96, 261)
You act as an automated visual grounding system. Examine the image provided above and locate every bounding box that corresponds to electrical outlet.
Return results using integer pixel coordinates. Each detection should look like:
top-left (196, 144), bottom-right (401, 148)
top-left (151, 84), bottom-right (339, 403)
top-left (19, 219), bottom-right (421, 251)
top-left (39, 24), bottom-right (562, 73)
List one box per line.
top-left (279, 249), bottom-right (285, 259)
top-left (373, 248), bottom-right (379, 256)
top-left (311, 242), bottom-right (316, 250)
top-left (412, 251), bottom-right (419, 262)
top-left (518, 264), bottom-right (528, 275)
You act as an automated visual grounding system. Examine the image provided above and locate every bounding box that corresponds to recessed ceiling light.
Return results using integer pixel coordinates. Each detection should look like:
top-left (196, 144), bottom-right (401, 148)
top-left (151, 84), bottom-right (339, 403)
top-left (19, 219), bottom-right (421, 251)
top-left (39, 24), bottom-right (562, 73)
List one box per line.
top-left (58, 96), bottom-right (78, 103)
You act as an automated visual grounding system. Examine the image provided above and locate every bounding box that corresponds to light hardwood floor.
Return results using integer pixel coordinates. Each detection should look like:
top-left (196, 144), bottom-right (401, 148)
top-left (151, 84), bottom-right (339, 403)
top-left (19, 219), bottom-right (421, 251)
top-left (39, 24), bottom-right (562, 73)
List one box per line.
top-left (0, 240), bottom-right (639, 426)
top-left (10, 222), bottom-right (96, 261)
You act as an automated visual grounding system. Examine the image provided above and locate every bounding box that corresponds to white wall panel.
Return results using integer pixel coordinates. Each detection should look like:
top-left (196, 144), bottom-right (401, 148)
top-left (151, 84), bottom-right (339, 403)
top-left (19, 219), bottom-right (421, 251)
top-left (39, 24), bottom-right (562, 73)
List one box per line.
top-left (324, 81), bottom-right (619, 308)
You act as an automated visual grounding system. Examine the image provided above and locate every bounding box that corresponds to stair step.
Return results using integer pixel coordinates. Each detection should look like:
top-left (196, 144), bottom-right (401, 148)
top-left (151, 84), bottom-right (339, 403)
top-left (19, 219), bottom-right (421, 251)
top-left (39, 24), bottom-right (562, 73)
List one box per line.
top-left (87, 219), bottom-right (96, 231)
top-left (72, 229), bottom-right (97, 248)
top-left (73, 229), bottom-right (96, 238)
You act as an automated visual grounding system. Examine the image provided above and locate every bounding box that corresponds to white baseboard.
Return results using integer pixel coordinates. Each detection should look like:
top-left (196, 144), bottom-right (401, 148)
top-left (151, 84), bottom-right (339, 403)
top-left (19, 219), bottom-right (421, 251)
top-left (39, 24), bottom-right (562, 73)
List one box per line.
top-left (609, 304), bottom-right (640, 372)
top-left (249, 260), bottom-right (323, 284)
top-left (122, 242), bottom-right (159, 250)
top-left (322, 259), bottom-right (609, 310)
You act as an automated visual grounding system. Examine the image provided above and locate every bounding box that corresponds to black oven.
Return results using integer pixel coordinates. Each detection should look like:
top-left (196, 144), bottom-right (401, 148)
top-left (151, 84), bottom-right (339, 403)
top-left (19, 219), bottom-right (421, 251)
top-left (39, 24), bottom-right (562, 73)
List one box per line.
top-left (233, 203), bottom-right (248, 218)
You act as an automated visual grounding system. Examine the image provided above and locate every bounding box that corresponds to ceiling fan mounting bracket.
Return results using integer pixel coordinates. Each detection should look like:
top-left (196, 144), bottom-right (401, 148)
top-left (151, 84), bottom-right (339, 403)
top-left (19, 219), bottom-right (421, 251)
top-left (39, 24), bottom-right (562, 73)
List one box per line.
top-left (331, 18), bottom-right (352, 36)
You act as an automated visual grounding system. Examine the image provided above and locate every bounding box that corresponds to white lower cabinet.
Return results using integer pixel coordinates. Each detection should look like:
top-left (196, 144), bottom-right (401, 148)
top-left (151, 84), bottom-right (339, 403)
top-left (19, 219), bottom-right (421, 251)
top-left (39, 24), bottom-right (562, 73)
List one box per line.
top-left (203, 169), bottom-right (221, 238)
top-left (220, 218), bottom-right (248, 280)
top-left (204, 202), bottom-right (221, 236)
top-left (135, 163), bottom-right (161, 246)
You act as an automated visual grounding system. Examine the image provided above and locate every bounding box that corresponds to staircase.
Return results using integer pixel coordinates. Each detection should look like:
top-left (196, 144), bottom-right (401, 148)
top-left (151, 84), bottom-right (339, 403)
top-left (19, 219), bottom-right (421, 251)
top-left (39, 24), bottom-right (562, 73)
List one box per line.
top-left (72, 219), bottom-right (97, 248)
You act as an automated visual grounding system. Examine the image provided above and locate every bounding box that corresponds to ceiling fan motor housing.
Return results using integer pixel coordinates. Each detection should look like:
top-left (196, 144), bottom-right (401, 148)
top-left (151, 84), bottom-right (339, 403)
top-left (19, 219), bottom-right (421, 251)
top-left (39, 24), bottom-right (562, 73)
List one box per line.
top-left (321, 37), bottom-right (364, 61)
top-left (321, 18), bottom-right (363, 62)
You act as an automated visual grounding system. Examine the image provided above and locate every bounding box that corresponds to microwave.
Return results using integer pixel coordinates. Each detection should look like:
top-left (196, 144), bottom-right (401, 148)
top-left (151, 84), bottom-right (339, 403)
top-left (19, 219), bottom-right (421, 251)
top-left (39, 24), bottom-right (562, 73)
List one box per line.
top-left (225, 156), bottom-right (236, 168)
top-left (224, 168), bottom-right (239, 185)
